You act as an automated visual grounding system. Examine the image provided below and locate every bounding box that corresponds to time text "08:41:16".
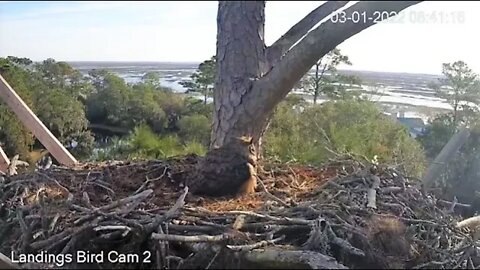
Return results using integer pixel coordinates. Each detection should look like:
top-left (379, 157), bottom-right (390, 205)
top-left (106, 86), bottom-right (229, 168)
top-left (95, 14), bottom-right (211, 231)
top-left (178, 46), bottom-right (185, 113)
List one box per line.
top-left (330, 11), bottom-right (466, 24)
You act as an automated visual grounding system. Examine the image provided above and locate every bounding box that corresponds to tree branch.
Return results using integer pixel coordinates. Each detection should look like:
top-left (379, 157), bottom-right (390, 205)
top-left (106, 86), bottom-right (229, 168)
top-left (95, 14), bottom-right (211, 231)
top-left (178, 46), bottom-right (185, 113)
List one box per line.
top-left (266, 1), bottom-right (348, 65)
top-left (255, 1), bottom-right (422, 114)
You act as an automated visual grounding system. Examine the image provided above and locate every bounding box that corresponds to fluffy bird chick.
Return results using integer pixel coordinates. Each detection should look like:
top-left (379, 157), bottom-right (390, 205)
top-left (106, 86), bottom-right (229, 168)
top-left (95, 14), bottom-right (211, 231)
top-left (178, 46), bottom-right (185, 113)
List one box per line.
top-left (188, 136), bottom-right (257, 197)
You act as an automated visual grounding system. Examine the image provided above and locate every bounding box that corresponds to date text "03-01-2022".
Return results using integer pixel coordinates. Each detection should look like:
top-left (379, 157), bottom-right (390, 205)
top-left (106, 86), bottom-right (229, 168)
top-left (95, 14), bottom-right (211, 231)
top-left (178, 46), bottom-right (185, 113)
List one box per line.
top-left (330, 10), bottom-right (466, 24)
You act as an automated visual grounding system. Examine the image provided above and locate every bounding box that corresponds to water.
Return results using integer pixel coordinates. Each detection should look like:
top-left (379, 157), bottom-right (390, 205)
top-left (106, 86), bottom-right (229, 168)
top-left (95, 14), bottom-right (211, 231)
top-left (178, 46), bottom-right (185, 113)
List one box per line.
top-left (69, 61), bottom-right (450, 117)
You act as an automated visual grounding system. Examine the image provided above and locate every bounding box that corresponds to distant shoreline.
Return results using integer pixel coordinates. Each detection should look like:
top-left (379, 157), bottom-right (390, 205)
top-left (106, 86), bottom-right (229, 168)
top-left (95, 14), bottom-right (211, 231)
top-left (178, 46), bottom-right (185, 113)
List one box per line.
top-left (64, 61), bottom-right (443, 77)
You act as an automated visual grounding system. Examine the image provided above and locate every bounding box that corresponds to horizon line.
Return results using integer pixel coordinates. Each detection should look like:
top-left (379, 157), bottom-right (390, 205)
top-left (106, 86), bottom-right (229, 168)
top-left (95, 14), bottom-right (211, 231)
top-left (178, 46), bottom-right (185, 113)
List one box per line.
top-left (17, 59), bottom-right (443, 76)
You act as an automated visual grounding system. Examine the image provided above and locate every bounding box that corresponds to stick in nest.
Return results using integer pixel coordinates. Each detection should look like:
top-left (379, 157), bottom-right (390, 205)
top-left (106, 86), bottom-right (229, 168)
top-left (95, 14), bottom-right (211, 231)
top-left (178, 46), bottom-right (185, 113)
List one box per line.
top-left (35, 172), bottom-right (71, 196)
top-left (73, 189), bottom-right (153, 225)
top-left (17, 209), bottom-right (31, 253)
top-left (151, 233), bottom-right (231, 243)
top-left (145, 186), bottom-right (188, 233)
top-left (226, 211), bottom-right (311, 225)
top-left (257, 177), bottom-right (291, 208)
top-left (456, 215), bottom-right (480, 230)
top-left (226, 235), bottom-right (285, 252)
top-left (135, 166), bottom-right (168, 195)
top-left (366, 175), bottom-right (381, 209)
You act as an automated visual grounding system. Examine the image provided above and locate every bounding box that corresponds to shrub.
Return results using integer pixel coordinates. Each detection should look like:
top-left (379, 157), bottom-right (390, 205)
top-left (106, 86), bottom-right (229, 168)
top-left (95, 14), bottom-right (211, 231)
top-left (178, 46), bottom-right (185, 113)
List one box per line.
top-left (264, 99), bottom-right (426, 177)
top-left (178, 114), bottom-right (211, 146)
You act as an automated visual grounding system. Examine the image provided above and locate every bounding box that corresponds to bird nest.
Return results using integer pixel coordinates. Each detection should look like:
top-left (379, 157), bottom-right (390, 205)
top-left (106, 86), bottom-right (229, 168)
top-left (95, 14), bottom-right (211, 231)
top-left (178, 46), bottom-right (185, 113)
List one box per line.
top-left (0, 154), bottom-right (479, 269)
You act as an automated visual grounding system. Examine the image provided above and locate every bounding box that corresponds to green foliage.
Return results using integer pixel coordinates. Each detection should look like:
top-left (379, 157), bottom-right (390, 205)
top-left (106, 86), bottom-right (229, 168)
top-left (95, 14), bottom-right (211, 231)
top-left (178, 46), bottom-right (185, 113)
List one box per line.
top-left (431, 61), bottom-right (480, 125)
top-left (417, 113), bottom-right (456, 158)
top-left (142, 71), bottom-right (162, 89)
top-left (86, 71), bottom-right (169, 133)
top-left (180, 56), bottom-right (216, 105)
top-left (178, 114), bottom-right (211, 146)
top-left (128, 125), bottom-right (182, 159)
top-left (297, 48), bottom-right (362, 103)
top-left (264, 99), bottom-right (426, 177)
top-left (0, 58), bottom-right (36, 157)
top-left (0, 57), bottom-right (94, 158)
top-left (418, 112), bottom-right (480, 203)
top-left (183, 141), bottom-right (207, 156)
top-left (92, 124), bottom-right (207, 161)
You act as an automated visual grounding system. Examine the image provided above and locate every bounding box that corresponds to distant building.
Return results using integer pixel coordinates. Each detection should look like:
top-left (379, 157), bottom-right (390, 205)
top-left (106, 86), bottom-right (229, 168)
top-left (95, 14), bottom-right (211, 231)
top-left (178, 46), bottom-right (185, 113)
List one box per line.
top-left (396, 117), bottom-right (426, 138)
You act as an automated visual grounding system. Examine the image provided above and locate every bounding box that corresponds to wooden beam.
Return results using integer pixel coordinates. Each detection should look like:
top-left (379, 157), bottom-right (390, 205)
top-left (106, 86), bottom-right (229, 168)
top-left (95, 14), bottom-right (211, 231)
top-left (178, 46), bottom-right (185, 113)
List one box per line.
top-left (0, 146), bottom-right (9, 173)
top-left (0, 251), bottom-right (20, 269)
top-left (422, 127), bottom-right (470, 189)
top-left (0, 75), bottom-right (78, 166)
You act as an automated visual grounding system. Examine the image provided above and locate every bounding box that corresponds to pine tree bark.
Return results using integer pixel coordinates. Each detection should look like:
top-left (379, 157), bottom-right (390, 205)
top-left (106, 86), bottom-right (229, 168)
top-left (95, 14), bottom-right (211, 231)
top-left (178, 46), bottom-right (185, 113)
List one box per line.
top-left (211, 1), bottom-right (269, 149)
top-left (212, 1), bottom-right (421, 152)
top-left (207, 2), bottom-right (421, 197)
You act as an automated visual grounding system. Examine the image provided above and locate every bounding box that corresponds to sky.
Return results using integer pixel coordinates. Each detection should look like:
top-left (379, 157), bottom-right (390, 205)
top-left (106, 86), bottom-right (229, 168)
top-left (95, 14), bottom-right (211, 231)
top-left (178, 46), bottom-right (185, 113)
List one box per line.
top-left (0, 1), bottom-right (479, 75)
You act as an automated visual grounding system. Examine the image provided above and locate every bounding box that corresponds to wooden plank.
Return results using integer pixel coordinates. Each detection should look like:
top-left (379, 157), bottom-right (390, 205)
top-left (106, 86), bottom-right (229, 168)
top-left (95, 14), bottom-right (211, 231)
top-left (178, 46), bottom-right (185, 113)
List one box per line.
top-left (0, 75), bottom-right (78, 166)
top-left (0, 146), bottom-right (9, 173)
top-left (422, 128), bottom-right (470, 188)
top-left (0, 251), bottom-right (20, 269)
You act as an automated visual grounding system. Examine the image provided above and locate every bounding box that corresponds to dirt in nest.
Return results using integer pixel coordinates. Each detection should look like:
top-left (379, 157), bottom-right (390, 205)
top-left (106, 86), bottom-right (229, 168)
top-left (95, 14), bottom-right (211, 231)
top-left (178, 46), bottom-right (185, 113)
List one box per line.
top-left (1, 155), bottom-right (477, 269)
top-left (45, 157), bottom-right (341, 214)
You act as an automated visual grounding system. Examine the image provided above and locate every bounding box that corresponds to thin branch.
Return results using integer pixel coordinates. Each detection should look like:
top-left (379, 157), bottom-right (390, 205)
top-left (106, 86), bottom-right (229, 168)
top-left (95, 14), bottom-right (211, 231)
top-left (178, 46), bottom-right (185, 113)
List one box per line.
top-left (227, 235), bottom-right (285, 252)
top-left (151, 233), bottom-right (230, 243)
top-left (257, 177), bottom-right (291, 208)
top-left (145, 186), bottom-right (188, 233)
top-left (266, 1), bottom-right (349, 65)
top-left (254, 1), bottom-right (421, 114)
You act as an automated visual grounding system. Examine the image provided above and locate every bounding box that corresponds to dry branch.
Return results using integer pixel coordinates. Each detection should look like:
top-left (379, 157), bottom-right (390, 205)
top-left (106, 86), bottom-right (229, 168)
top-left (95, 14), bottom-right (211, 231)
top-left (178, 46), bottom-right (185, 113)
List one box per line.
top-left (244, 249), bottom-right (348, 269)
top-left (0, 252), bottom-right (19, 270)
top-left (151, 233), bottom-right (230, 243)
top-left (366, 175), bottom-right (380, 209)
top-left (456, 215), bottom-right (480, 230)
top-left (226, 235), bottom-right (285, 252)
top-left (267, 1), bottom-right (349, 64)
top-left (0, 156), bottom-right (477, 269)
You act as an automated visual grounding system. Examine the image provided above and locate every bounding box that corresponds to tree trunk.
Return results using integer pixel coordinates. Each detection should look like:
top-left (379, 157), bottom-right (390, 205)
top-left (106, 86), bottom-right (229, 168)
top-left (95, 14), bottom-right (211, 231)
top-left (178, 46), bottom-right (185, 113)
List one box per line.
top-left (211, 1), bottom-right (269, 149)
top-left (204, 87), bottom-right (208, 106)
top-left (211, 0), bottom-right (421, 154)
top-left (313, 62), bottom-right (320, 105)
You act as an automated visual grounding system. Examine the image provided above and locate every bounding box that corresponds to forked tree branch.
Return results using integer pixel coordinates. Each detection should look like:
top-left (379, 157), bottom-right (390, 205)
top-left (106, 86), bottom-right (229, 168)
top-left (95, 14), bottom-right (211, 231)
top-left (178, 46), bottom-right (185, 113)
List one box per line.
top-left (266, 1), bottom-right (349, 65)
top-left (255, 1), bottom-right (422, 114)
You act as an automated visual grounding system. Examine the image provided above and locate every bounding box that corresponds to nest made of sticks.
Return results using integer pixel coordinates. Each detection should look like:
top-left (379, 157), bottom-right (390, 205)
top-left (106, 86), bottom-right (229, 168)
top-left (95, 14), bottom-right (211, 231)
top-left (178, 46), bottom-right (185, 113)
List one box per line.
top-left (0, 155), bottom-right (479, 269)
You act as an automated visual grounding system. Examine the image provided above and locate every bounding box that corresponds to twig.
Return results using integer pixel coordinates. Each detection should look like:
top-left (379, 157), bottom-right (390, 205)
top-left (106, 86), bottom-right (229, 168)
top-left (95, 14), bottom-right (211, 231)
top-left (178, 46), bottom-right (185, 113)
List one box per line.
top-left (456, 215), bottom-right (480, 230)
top-left (145, 186), bottom-right (188, 233)
top-left (205, 248), bottom-right (222, 269)
top-left (30, 228), bottom-right (74, 250)
top-left (366, 175), bottom-right (380, 209)
top-left (232, 215), bottom-right (246, 230)
top-left (226, 235), bottom-right (285, 252)
top-left (16, 209), bottom-right (30, 253)
top-left (163, 186), bottom-right (188, 220)
top-left (438, 199), bottom-right (470, 209)
top-left (167, 224), bottom-right (219, 234)
top-left (48, 213), bottom-right (60, 234)
top-left (156, 225), bottom-right (167, 270)
top-left (135, 167), bottom-right (168, 194)
top-left (93, 225), bottom-right (132, 232)
top-left (98, 189), bottom-right (153, 212)
top-left (73, 189), bottom-right (153, 225)
top-left (151, 233), bottom-right (230, 242)
top-left (412, 260), bottom-right (451, 269)
top-left (35, 172), bottom-right (71, 196)
top-left (225, 211), bottom-right (311, 225)
top-left (82, 192), bottom-right (93, 208)
top-left (257, 177), bottom-right (291, 208)
top-left (91, 181), bottom-right (115, 196)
